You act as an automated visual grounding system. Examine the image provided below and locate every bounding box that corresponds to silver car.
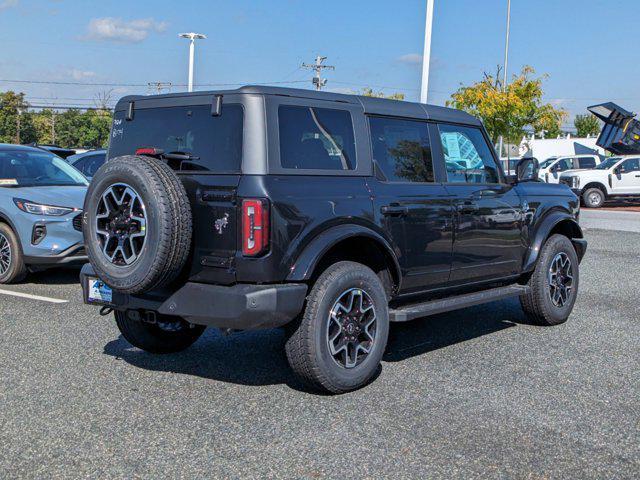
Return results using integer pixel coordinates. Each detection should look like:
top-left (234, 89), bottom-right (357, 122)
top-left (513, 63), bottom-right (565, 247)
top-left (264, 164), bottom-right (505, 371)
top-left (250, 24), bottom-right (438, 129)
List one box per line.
top-left (0, 144), bottom-right (88, 283)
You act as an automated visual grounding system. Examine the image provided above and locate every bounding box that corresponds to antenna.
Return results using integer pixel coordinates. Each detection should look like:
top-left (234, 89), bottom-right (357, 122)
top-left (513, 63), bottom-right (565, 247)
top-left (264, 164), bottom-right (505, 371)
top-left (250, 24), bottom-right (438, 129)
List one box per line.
top-left (301, 55), bottom-right (335, 90)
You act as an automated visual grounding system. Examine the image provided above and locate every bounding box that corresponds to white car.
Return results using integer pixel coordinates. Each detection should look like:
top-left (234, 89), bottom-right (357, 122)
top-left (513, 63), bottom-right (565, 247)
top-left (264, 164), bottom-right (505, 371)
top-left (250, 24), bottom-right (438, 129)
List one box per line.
top-left (559, 155), bottom-right (640, 207)
top-left (538, 154), bottom-right (602, 184)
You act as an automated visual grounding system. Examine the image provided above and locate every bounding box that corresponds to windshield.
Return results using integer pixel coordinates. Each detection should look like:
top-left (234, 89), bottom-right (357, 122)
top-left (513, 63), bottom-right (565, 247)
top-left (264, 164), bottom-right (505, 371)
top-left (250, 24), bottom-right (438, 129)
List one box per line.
top-left (539, 157), bottom-right (558, 169)
top-left (0, 149), bottom-right (88, 187)
top-left (596, 157), bottom-right (621, 170)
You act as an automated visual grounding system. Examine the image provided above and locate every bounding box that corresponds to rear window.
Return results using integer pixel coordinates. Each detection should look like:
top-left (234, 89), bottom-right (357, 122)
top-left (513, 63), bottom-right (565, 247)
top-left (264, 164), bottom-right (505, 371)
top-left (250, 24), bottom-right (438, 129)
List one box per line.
top-left (109, 104), bottom-right (243, 173)
top-left (278, 105), bottom-right (356, 170)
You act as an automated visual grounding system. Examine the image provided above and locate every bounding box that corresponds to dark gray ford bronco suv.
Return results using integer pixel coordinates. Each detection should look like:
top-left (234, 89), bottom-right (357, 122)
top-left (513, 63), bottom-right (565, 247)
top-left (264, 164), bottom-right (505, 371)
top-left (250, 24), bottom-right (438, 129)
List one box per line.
top-left (80, 86), bottom-right (586, 393)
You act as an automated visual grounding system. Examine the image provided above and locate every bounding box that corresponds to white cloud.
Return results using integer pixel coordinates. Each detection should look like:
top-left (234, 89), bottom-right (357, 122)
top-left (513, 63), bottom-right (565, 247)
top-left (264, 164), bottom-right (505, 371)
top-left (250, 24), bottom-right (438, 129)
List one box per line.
top-left (83, 17), bottom-right (168, 43)
top-left (69, 69), bottom-right (96, 80)
top-left (0, 0), bottom-right (18, 11)
top-left (397, 53), bottom-right (423, 65)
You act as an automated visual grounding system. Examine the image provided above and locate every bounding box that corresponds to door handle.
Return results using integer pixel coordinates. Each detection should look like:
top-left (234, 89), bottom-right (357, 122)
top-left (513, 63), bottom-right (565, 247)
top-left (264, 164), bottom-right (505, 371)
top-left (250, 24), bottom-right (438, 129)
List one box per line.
top-left (381, 205), bottom-right (409, 217)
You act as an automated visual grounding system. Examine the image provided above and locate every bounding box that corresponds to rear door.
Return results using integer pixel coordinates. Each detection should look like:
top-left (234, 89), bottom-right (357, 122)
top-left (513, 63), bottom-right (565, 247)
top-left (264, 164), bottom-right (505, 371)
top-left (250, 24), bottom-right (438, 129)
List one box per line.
top-left (434, 123), bottom-right (525, 284)
top-left (366, 116), bottom-right (454, 293)
top-left (108, 97), bottom-right (244, 284)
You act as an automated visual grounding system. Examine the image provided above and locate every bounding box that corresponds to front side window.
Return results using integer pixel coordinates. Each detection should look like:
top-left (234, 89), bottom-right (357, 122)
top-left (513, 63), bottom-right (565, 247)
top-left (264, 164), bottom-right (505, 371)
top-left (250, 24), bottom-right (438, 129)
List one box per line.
top-left (278, 105), bottom-right (356, 170)
top-left (109, 104), bottom-right (243, 173)
top-left (0, 150), bottom-right (88, 187)
top-left (620, 158), bottom-right (640, 173)
top-left (555, 158), bottom-right (575, 171)
top-left (438, 124), bottom-right (500, 183)
top-left (369, 117), bottom-right (433, 182)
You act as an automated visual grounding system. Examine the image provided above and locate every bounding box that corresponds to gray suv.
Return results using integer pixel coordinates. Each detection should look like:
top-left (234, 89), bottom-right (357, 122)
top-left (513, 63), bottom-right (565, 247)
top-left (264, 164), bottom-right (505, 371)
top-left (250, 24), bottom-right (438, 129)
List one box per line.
top-left (0, 144), bottom-right (88, 283)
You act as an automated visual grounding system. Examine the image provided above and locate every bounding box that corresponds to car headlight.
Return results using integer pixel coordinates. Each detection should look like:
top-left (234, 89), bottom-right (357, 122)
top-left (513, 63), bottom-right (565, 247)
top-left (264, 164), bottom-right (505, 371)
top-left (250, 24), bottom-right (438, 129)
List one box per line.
top-left (13, 198), bottom-right (76, 216)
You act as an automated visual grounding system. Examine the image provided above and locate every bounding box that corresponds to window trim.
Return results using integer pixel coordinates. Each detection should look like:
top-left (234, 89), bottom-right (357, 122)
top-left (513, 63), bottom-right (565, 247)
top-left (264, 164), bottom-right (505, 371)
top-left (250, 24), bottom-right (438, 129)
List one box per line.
top-left (434, 122), bottom-right (507, 186)
top-left (366, 114), bottom-right (436, 185)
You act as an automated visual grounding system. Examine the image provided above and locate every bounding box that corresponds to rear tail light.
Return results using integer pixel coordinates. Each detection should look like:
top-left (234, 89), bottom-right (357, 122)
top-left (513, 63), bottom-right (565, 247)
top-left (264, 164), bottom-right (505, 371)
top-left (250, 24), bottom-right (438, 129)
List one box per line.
top-left (135, 147), bottom-right (164, 156)
top-left (242, 199), bottom-right (269, 256)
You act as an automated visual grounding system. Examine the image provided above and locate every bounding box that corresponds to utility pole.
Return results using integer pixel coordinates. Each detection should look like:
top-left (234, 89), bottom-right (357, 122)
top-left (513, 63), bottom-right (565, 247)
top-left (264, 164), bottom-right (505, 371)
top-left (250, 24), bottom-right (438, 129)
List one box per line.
top-left (498, 0), bottom-right (511, 159)
top-left (147, 82), bottom-right (172, 94)
top-left (302, 56), bottom-right (335, 90)
top-left (51, 110), bottom-right (56, 144)
top-left (179, 33), bottom-right (206, 92)
top-left (15, 108), bottom-right (22, 144)
top-left (420, 0), bottom-right (435, 104)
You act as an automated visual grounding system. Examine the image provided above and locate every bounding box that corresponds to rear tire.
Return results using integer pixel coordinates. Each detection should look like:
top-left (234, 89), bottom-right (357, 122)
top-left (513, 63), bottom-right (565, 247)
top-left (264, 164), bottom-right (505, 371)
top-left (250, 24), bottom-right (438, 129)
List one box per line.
top-left (582, 187), bottom-right (605, 208)
top-left (285, 261), bottom-right (389, 394)
top-left (115, 311), bottom-right (205, 354)
top-left (520, 234), bottom-right (579, 326)
top-left (0, 223), bottom-right (27, 284)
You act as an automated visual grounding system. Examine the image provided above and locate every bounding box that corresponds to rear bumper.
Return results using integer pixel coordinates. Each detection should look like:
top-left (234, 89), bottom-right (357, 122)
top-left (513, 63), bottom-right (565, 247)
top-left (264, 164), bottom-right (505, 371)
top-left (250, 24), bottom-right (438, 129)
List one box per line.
top-left (80, 264), bottom-right (308, 330)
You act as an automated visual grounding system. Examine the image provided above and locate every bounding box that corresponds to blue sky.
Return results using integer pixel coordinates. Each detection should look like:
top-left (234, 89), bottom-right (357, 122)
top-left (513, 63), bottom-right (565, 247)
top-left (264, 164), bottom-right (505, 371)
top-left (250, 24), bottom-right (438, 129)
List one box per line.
top-left (0, 0), bottom-right (637, 127)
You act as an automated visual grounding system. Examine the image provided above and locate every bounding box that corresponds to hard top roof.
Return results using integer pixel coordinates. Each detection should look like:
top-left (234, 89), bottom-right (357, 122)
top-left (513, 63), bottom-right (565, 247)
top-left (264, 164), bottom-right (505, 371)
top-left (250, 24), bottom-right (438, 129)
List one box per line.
top-left (114, 85), bottom-right (481, 126)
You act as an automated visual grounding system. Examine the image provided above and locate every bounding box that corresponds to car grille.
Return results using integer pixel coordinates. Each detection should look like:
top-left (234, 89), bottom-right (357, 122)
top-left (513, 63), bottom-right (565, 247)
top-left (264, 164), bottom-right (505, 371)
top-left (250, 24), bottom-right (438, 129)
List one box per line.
top-left (72, 213), bottom-right (83, 232)
top-left (559, 177), bottom-right (573, 188)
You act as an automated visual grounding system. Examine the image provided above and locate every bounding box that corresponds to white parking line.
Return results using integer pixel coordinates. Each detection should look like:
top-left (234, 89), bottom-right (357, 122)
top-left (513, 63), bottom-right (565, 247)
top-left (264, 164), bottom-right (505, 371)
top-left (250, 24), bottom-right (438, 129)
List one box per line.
top-left (0, 289), bottom-right (68, 304)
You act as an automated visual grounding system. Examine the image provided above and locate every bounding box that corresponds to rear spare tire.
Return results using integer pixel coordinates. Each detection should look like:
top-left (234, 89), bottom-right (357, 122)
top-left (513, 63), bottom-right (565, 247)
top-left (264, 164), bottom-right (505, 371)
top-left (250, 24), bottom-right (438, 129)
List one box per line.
top-left (83, 155), bottom-right (192, 294)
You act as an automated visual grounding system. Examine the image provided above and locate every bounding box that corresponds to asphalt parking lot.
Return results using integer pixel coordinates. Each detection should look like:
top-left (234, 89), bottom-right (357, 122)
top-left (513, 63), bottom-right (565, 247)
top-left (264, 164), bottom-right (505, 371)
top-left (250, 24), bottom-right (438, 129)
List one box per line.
top-left (1, 210), bottom-right (638, 479)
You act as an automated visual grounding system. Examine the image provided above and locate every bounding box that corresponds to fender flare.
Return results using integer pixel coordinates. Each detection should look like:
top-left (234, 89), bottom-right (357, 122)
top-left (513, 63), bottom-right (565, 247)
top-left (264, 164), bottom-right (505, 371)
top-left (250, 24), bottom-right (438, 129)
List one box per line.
top-left (286, 224), bottom-right (402, 289)
top-left (0, 211), bottom-right (21, 242)
top-left (523, 212), bottom-right (584, 272)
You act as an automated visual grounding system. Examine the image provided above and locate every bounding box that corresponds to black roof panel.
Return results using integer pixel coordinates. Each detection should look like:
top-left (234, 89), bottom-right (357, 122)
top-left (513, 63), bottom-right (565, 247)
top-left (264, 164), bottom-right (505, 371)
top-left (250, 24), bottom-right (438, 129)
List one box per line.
top-left (114, 85), bottom-right (481, 125)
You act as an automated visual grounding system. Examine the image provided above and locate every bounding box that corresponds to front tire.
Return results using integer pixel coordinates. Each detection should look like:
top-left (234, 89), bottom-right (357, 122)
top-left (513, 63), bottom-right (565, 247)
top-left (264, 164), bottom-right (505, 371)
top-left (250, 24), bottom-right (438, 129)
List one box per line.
top-left (582, 187), bottom-right (605, 208)
top-left (285, 261), bottom-right (389, 394)
top-left (520, 234), bottom-right (579, 326)
top-left (115, 311), bottom-right (206, 354)
top-left (0, 223), bottom-right (26, 284)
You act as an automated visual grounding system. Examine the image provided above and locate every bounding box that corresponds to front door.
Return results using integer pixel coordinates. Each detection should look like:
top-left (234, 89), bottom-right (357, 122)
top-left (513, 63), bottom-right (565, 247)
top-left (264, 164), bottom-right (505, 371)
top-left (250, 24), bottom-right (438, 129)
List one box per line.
top-left (367, 116), bottom-right (454, 293)
top-left (435, 123), bottom-right (525, 284)
top-left (611, 157), bottom-right (640, 194)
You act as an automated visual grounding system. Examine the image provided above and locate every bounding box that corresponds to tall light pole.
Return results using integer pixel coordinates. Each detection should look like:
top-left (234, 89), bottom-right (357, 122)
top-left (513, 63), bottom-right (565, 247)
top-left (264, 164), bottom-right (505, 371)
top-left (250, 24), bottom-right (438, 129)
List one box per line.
top-left (498, 0), bottom-right (511, 159)
top-left (420, 0), bottom-right (435, 104)
top-left (179, 32), bottom-right (206, 92)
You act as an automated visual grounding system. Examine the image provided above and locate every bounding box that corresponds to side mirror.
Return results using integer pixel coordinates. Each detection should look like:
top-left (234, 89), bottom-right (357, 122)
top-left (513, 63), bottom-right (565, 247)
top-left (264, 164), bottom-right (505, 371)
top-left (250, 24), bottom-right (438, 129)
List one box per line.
top-left (516, 157), bottom-right (539, 182)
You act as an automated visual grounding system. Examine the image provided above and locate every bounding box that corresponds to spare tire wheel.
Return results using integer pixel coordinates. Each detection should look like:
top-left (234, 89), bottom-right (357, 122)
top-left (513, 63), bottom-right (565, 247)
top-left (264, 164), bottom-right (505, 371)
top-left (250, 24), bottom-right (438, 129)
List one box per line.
top-left (83, 155), bottom-right (192, 294)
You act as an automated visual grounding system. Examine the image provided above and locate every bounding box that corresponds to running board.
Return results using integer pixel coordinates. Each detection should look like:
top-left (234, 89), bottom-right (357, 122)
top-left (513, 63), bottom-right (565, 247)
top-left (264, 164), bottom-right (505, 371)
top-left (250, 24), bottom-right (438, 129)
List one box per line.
top-left (389, 285), bottom-right (530, 322)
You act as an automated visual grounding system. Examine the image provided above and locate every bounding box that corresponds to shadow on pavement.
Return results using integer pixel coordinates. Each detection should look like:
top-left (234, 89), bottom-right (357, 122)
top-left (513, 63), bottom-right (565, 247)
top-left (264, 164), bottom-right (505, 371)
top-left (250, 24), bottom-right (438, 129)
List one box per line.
top-left (102, 297), bottom-right (529, 390)
top-left (26, 267), bottom-right (81, 286)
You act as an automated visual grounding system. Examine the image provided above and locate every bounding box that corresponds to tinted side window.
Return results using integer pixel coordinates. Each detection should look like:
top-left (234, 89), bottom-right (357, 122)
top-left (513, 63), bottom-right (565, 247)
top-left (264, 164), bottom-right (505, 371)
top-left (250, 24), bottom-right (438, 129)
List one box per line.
top-left (438, 124), bottom-right (500, 183)
top-left (621, 158), bottom-right (640, 172)
top-left (578, 157), bottom-right (596, 169)
top-left (83, 154), bottom-right (105, 176)
top-left (109, 104), bottom-right (243, 173)
top-left (369, 117), bottom-right (433, 182)
top-left (556, 158), bottom-right (574, 171)
top-left (278, 106), bottom-right (356, 170)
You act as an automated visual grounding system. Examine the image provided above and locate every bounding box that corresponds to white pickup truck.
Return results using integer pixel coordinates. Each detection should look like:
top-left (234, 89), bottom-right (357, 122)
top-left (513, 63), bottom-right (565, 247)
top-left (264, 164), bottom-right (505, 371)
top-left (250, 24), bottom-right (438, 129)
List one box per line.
top-left (559, 155), bottom-right (640, 207)
top-left (538, 154), bottom-right (602, 184)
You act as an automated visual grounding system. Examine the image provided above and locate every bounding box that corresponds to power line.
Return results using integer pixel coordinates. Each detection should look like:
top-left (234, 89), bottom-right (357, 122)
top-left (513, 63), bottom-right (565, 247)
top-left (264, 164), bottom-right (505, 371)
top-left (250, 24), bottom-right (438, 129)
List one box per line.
top-left (0, 78), bottom-right (309, 88)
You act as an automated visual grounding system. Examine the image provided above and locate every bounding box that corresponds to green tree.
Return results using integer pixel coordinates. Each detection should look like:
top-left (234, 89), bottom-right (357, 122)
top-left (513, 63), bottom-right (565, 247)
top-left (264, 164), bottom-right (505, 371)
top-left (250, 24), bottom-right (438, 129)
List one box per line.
top-left (574, 114), bottom-right (600, 137)
top-left (0, 91), bottom-right (36, 144)
top-left (447, 66), bottom-right (567, 143)
top-left (361, 88), bottom-right (405, 101)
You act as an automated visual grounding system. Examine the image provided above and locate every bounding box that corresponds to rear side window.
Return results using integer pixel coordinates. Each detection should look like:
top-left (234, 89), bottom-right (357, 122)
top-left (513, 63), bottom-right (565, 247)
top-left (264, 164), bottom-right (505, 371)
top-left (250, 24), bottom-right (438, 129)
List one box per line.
top-left (109, 104), bottom-right (243, 173)
top-left (369, 117), bottom-right (433, 182)
top-left (278, 105), bottom-right (356, 170)
top-left (577, 156), bottom-right (596, 168)
top-left (438, 124), bottom-right (500, 183)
